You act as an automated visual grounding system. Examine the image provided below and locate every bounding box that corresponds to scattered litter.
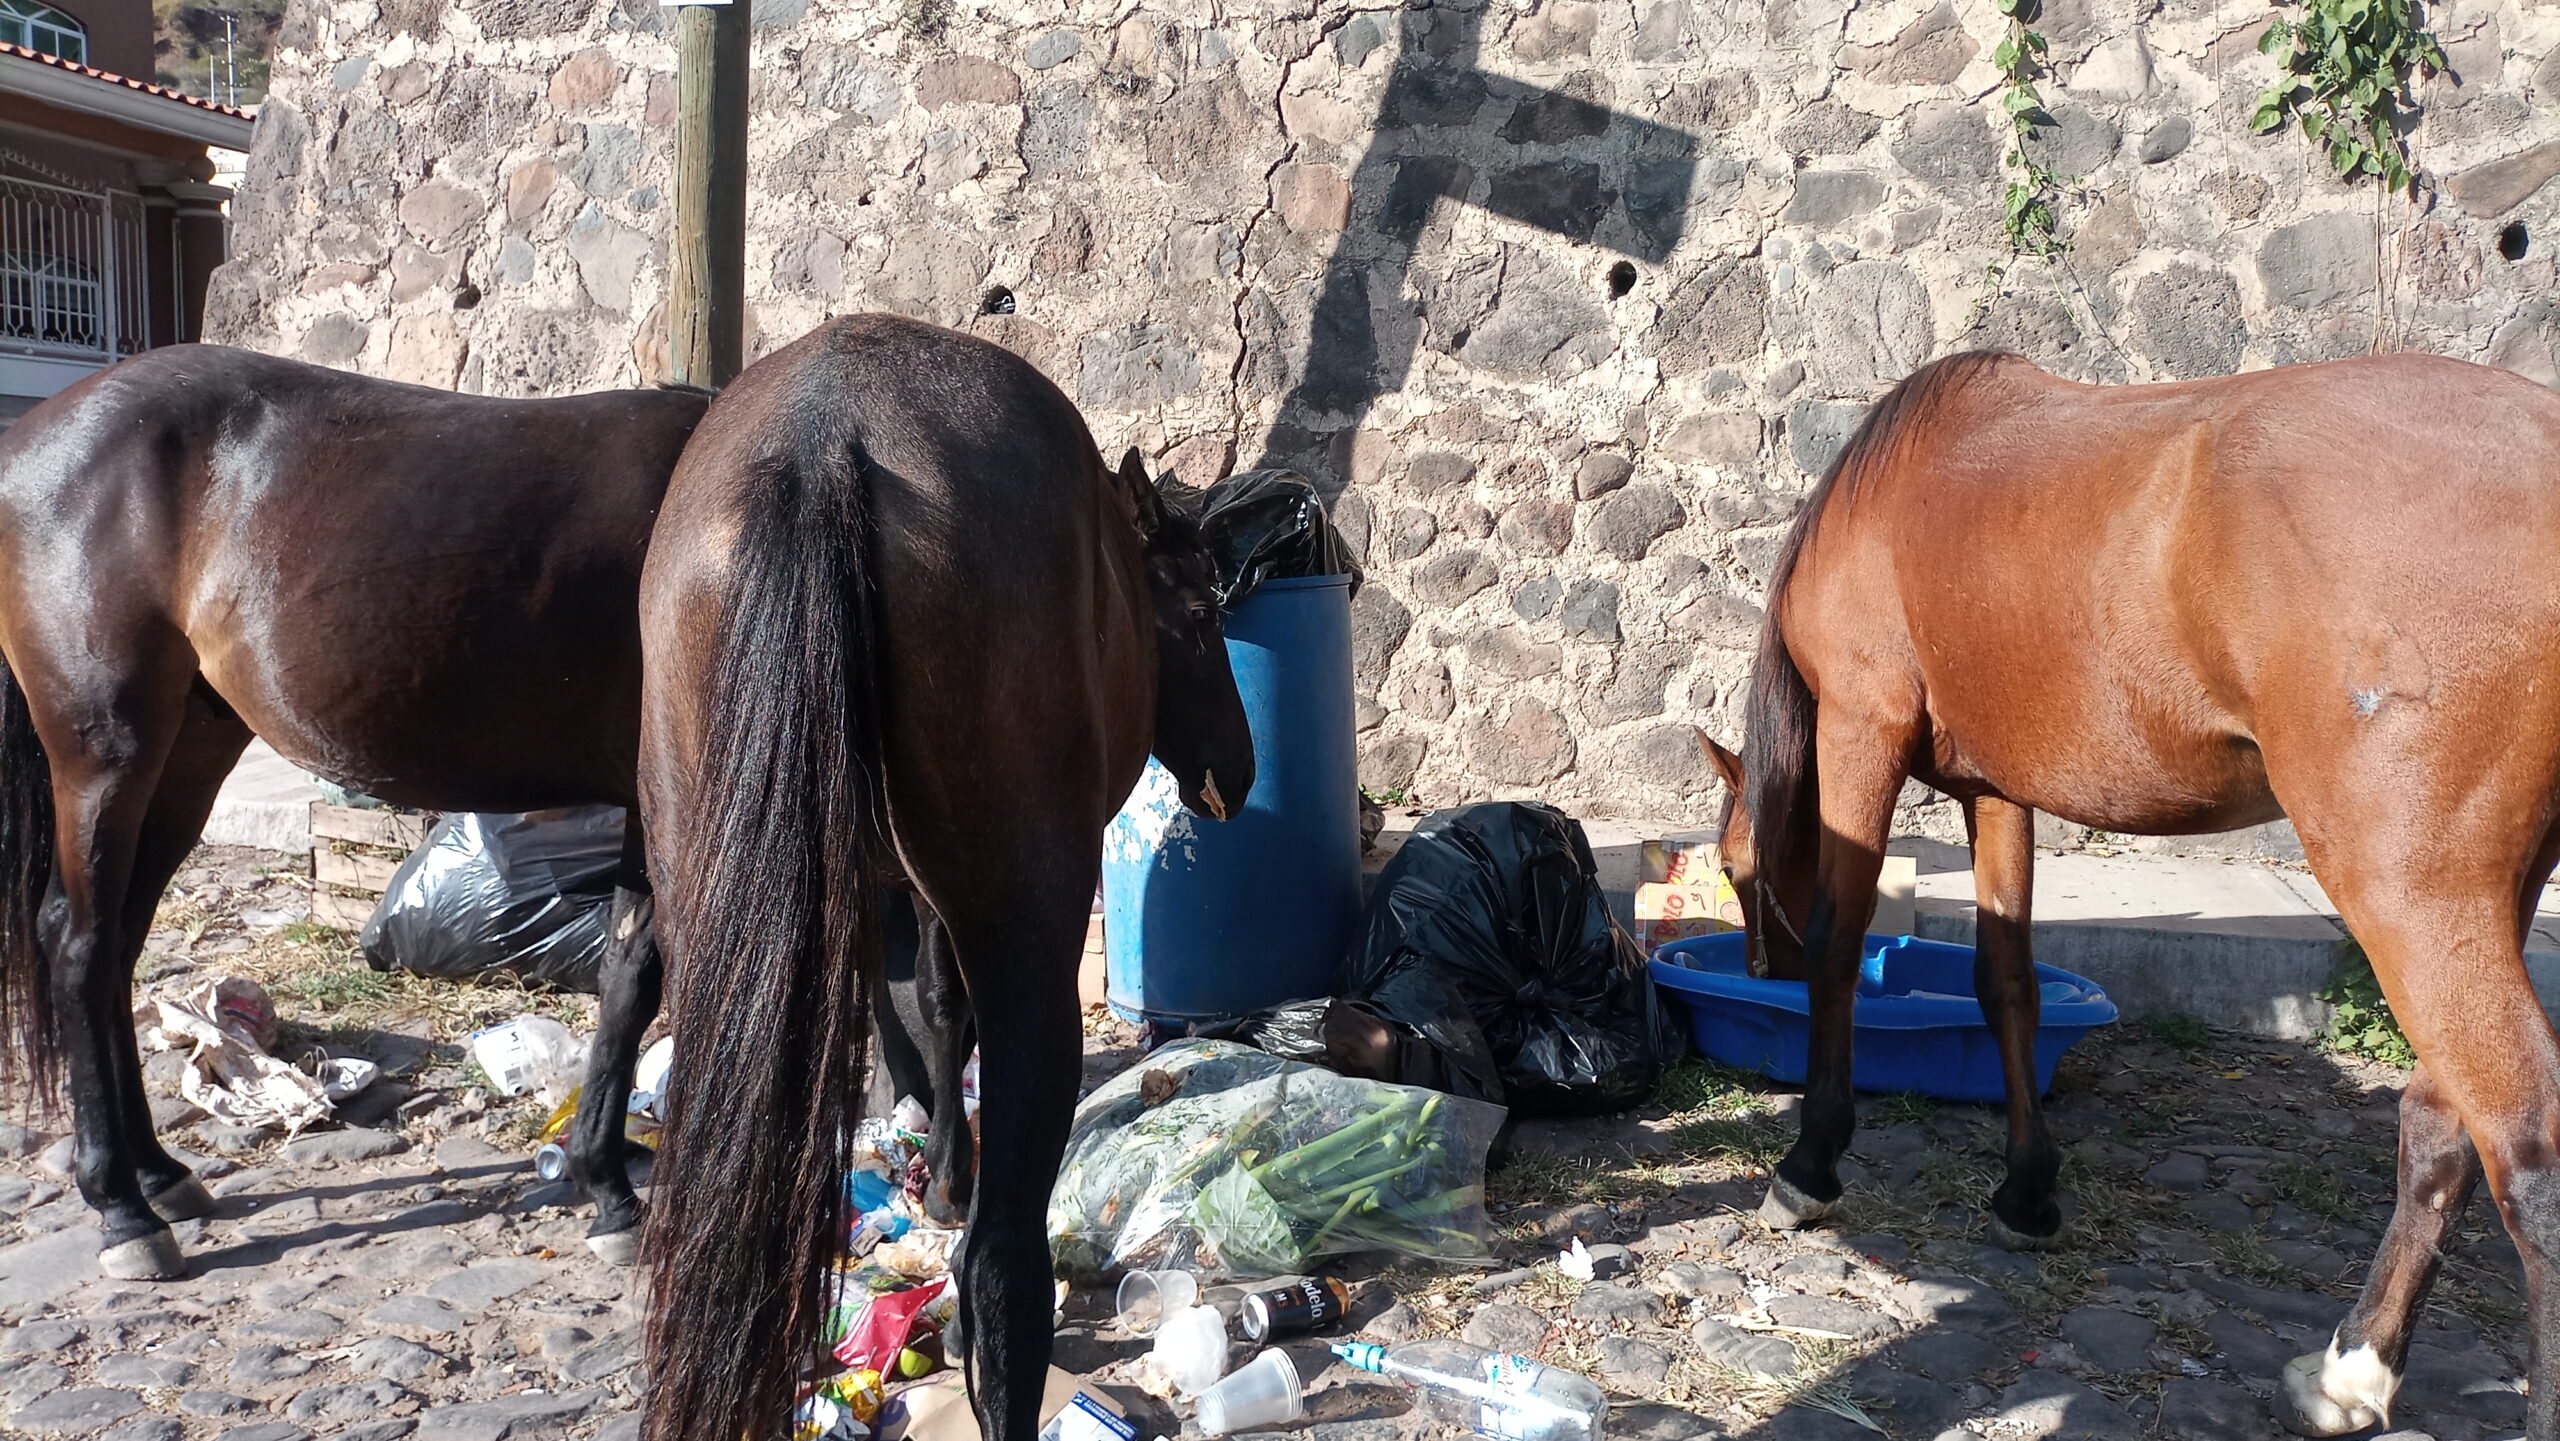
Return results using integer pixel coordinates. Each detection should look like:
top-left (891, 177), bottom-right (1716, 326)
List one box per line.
top-left (1237, 1276), bottom-right (1348, 1342)
top-left (1333, 1339), bottom-right (1605, 1441)
top-left (632, 1036), bottom-right (674, 1114)
top-left (1116, 1270), bottom-right (1200, 1336)
top-left (1140, 1302), bottom-right (1229, 1397)
top-left (2178, 1357), bottom-right (2211, 1377)
top-left (307, 1054), bottom-right (379, 1102)
top-left (1196, 1347), bottom-right (1302, 1436)
top-left (361, 807), bottom-right (626, 993)
top-left (1049, 1039), bottom-right (1503, 1280)
top-left (1557, 1239), bottom-right (1594, 1281)
top-left (136, 977), bottom-right (331, 1133)
top-left (469, 1015), bottom-right (587, 1107)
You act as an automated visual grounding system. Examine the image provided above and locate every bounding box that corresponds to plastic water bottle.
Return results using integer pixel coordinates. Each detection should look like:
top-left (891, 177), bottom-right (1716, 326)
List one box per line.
top-left (1331, 1340), bottom-right (1606, 1441)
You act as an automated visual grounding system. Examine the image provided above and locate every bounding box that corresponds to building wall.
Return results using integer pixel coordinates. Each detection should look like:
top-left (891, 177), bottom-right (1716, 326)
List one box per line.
top-left (204, 0), bottom-right (2560, 837)
top-left (40, 0), bottom-right (158, 81)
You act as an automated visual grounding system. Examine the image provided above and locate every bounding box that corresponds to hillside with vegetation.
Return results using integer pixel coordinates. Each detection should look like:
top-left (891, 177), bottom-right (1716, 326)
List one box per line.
top-left (154, 0), bottom-right (283, 105)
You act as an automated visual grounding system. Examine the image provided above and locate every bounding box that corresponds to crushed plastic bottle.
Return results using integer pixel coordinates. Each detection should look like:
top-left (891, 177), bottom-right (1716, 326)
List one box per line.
top-left (1331, 1340), bottom-right (1606, 1441)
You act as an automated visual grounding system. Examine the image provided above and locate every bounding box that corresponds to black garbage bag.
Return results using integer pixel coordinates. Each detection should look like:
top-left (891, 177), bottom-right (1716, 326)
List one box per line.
top-left (1195, 469), bottom-right (1363, 606)
top-left (359, 807), bottom-right (625, 993)
top-left (1342, 802), bottom-right (1682, 1117)
top-left (1190, 994), bottom-right (1504, 1104)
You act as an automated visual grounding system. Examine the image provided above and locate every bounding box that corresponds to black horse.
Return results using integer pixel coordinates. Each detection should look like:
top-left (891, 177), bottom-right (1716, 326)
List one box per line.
top-left (635, 314), bottom-right (1253, 1441)
top-left (0, 348), bottom-right (708, 1276)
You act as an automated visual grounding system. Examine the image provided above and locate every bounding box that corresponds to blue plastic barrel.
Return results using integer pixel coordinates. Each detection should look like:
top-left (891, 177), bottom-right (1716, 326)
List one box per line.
top-left (1103, 574), bottom-right (1360, 1024)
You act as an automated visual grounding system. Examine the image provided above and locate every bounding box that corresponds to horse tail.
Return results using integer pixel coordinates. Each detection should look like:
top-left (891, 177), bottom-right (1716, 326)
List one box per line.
top-left (1746, 350), bottom-right (2014, 890)
top-left (0, 651), bottom-right (57, 1098)
top-left (643, 398), bottom-right (887, 1441)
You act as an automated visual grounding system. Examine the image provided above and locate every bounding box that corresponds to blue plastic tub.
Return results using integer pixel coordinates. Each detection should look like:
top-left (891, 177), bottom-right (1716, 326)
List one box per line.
top-left (1647, 933), bottom-right (2118, 1103)
top-left (1102, 574), bottom-right (1361, 1024)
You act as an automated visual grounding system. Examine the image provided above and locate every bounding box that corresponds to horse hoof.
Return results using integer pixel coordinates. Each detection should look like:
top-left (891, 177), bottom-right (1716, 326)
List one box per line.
top-left (586, 1229), bottom-right (641, 1267)
top-left (98, 1231), bottom-right (186, 1281)
top-left (1984, 1213), bottom-right (2064, 1252)
top-left (1756, 1175), bottom-right (1843, 1231)
top-left (2277, 1344), bottom-right (2396, 1437)
top-left (146, 1176), bottom-right (217, 1224)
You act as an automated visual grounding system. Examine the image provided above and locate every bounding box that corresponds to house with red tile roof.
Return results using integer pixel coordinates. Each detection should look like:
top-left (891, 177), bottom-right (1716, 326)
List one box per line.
top-left (0, 0), bottom-right (252, 428)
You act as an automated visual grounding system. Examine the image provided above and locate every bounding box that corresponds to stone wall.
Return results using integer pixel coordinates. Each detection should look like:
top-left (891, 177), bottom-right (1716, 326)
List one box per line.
top-left (206, 0), bottom-right (2560, 837)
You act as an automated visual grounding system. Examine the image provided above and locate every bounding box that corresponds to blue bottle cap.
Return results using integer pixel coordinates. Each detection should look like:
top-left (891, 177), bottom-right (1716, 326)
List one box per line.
top-left (1331, 1341), bottom-right (1385, 1373)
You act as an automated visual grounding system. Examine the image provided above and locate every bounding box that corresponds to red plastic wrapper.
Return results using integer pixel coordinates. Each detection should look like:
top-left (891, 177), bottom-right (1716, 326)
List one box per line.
top-left (833, 1279), bottom-right (948, 1374)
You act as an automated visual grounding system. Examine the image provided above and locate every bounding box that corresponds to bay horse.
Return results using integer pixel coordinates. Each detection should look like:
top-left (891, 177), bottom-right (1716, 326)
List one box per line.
top-left (0, 347), bottom-right (708, 1277)
top-left (634, 314), bottom-right (1253, 1441)
top-left (1699, 349), bottom-right (2560, 1438)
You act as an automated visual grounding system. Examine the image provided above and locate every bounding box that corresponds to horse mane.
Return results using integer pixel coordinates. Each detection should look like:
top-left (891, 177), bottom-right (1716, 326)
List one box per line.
top-left (1742, 350), bottom-right (2016, 897)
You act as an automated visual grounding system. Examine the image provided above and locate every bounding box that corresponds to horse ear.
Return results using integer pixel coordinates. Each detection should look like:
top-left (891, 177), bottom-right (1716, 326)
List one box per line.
top-left (1118, 447), bottom-right (1167, 539)
top-left (1696, 728), bottom-right (1745, 797)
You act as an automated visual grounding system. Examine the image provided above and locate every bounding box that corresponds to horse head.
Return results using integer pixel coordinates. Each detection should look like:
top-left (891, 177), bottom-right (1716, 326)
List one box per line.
top-left (1120, 449), bottom-right (1255, 823)
top-left (1696, 729), bottom-right (1813, 980)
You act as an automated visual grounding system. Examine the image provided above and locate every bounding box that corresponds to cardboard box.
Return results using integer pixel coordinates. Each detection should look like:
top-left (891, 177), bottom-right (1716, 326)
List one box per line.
top-left (1634, 877), bottom-right (1739, 950)
top-left (1633, 854), bottom-right (1920, 950)
top-left (1641, 829), bottom-right (1722, 886)
top-left (1874, 854), bottom-right (1917, 937)
top-left (889, 1367), bottom-right (1124, 1441)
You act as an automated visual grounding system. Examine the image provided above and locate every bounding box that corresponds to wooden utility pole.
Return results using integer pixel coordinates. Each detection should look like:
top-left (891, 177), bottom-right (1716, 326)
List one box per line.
top-left (669, 0), bottom-right (750, 390)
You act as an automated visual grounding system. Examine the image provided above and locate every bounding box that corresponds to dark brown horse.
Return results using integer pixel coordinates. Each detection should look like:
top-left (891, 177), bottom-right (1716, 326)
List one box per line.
top-left (635, 314), bottom-right (1252, 1441)
top-left (1701, 350), bottom-right (2560, 1438)
top-left (0, 347), bottom-right (708, 1275)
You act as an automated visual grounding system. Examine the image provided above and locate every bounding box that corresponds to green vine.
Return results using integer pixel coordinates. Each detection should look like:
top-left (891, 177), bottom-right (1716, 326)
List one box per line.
top-left (2252, 0), bottom-right (2445, 192)
top-left (1992, 0), bottom-right (2062, 256)
top-left (2318, 941), bottom-right (2416, 1069)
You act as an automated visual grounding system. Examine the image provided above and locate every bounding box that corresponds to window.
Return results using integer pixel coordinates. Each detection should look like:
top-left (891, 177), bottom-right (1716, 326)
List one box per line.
top-left (0, 0), bottom-right (85, 64)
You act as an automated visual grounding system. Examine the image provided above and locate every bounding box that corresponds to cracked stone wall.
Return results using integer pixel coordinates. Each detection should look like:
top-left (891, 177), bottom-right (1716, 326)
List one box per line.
top-left (207, 0), bottom-right (2560, 842)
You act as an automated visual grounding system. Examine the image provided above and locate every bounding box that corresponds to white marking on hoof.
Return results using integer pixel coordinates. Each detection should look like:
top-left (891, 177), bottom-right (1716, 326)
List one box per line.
top-left (98, 1231), bottom-right (185, 1281)
top-left (146, 1176), bottom-right (216, 1224)
top-left (2278, 1340), bottom-right (2398, 1436)
top-left (1757, 1175), bottom-right (1843, 1231)
top-left (1984, 1213), bottom-right (2065, 1252)
top-left (586, 1229), bottom-right (641, 1267)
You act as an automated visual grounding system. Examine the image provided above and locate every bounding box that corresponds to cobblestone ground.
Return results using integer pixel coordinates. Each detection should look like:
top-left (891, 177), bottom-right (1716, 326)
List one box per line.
top-left (0, 846), bottom-right (2534, 1441)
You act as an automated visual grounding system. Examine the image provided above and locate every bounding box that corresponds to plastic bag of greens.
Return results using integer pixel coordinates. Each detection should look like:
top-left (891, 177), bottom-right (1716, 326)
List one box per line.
top-left (1048, 1039), bottom-right (1503, 1281)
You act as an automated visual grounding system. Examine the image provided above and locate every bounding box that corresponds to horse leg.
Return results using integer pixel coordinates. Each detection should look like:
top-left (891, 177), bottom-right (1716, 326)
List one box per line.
top-left (113, 687), bottom-right (252, 1224)
top-left (1761, 707), bottom-right (1912, 1230)
top-left (2286, 825), bottom-right (2559, 1433)
top-left (36, 662), bottom-right (205, 1279)
top-left (923, 863), bottom-right (1087, 1441)
top-left (2279, 1061), bottom-right (2479, 1435)
top-left (569, 817), bottom-right (659, 1265)
top-left (1968, 794), bottom-right (2062, 1249)
top-left (870, 890), bottom-right (935, 1118)
top-left (916, 902), bottom-right (977, 1227)
top-left (2280, 871), bottom-right (2559, 1439)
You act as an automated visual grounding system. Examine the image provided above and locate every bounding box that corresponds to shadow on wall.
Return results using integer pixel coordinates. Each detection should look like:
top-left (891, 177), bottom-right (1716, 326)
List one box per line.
top-left (1251, 4), bottom-right (1698, 496)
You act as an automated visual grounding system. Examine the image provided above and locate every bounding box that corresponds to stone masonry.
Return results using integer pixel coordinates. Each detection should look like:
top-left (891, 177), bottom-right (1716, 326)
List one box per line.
top-left (205, 0), bottom-right (2560, 835)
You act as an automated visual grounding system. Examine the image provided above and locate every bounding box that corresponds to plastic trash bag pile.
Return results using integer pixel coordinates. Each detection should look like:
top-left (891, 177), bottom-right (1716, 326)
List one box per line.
top-left (361, 808), bottom-right (626, 993)
top-left (1192, 470), bottom-right (1362, 606)
top-left (1340, 802), bottom-right (1682, 1116)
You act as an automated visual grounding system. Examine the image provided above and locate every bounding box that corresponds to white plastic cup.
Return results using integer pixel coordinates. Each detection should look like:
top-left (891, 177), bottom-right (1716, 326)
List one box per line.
top-left (1115, 1269), bottom-right (1200, 1336)
top-left (1196, 1348), bottom-right (1303, 1435)
top-left (1147, 1303), bottom-right (1231, 1397)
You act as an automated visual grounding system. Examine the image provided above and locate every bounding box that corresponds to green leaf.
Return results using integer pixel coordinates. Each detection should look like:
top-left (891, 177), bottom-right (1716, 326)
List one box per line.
top-left (2258, 18), bottom-right (2291, 52)
top-left (2023, 28), bottom-right (2049, 54)
top-left (2303, 111), bottom-right (2328, 140)
top-left (2331, 138), bottom-right (2363, 174)
top-left (2003, 86), bottom-right (2040, 115)
top-left (1993, 36), bottom-right (2019, 69)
